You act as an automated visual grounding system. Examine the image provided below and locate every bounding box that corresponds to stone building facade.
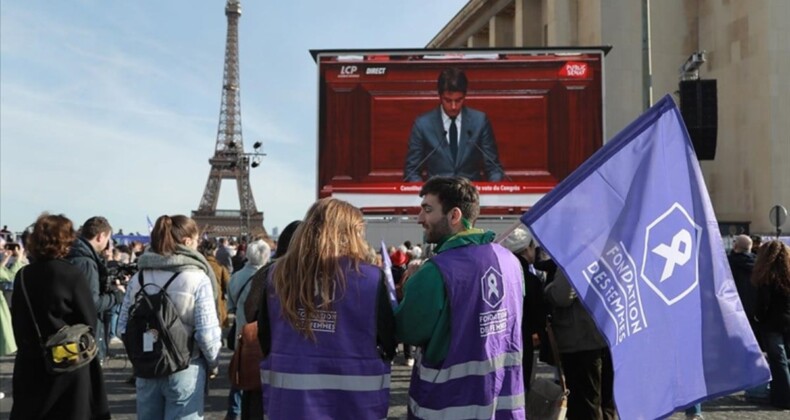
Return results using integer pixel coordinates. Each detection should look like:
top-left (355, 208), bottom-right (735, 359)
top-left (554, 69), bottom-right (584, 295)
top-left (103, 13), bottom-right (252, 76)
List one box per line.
top-left (428, 0), bottom-right (789, 234)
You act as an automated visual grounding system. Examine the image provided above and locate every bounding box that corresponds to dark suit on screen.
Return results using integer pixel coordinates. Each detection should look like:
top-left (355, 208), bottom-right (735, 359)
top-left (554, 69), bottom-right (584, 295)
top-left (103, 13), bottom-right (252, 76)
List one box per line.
top-left (403, 106), bottom-right (505, 182)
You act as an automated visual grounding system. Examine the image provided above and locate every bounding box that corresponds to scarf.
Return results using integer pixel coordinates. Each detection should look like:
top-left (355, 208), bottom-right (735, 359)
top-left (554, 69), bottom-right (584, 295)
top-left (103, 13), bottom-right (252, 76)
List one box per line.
top-left (136, 244), bottom-right (219, 300)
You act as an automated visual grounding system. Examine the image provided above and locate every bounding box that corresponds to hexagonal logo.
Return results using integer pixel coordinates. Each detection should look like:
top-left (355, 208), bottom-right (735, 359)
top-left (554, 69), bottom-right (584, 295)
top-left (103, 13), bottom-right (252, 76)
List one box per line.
top-left (640, 202), bottom-right (702, 306)
top-left (481, 266), bottom-right (505, 308)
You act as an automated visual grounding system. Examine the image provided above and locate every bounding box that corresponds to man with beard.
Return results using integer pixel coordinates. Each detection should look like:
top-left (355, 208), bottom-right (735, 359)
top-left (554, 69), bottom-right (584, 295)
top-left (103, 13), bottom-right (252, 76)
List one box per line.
top-left (395, 176), bottom-right (525, 418)
top-left (67, 216), bottom-right (125, 363)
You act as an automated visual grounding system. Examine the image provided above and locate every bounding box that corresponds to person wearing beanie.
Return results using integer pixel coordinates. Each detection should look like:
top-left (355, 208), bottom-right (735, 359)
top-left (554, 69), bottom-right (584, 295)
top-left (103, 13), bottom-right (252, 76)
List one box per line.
top-left (502, 227), bottom-right (547, 390)
top-left (391, 250), bottom-right (409, 267)
top-left (409, 246), bottom-right (423, 260)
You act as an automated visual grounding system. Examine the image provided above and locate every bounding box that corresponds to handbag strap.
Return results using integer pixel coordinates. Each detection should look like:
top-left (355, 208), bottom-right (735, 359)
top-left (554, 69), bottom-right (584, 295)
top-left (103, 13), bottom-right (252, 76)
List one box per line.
top-left (19, 268), bottom-right (48, 354)
top-left (545, 320), bottom-right (568, 394)
top-left (234, 275), bottom-right (255, 305)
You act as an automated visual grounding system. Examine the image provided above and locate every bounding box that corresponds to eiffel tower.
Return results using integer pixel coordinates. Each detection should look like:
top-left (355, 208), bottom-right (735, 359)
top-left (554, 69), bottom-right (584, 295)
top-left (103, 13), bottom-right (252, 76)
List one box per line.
top-left (192, 0), bottom-right (265, 239)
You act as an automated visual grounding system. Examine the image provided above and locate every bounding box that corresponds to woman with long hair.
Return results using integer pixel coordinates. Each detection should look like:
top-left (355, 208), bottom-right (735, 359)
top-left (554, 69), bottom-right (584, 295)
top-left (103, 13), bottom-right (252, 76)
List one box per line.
top-left (11, 213), bottom-right (110, 420)
top-left (259, 198), bottom-right (396, 419)
top-left (117, 215), bottom-right (222, 419)
top-left (752, 239), bottom-right (790, 409)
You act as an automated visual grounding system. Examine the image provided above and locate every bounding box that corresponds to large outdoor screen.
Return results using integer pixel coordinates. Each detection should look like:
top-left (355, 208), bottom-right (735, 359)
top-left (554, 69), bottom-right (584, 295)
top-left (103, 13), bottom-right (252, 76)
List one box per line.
top-left (313, 48), bottom-right (607, 215)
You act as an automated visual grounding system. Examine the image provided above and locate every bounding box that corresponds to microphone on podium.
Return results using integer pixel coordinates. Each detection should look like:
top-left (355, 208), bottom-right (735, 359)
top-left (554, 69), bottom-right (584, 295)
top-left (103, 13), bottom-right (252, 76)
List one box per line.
top-left (403, 134), bottom-right (449, 182)
top-left (467, 128), bottom-right (512, 182)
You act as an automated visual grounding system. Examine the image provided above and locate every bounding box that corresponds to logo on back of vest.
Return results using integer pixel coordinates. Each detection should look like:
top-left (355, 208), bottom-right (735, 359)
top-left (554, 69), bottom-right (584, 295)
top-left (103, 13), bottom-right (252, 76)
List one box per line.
top-left (481, 266), bottom-right (504, 308)
top-left (479, 309), bottom-right (508, 337)
top-left (297, 309), bottom-right (337, 333)
top-left (478, 267), bottom-right (507, 337)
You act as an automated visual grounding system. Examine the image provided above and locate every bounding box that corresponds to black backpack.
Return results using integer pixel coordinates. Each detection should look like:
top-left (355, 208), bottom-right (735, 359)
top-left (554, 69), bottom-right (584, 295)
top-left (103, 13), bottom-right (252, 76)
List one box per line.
top-left (122, 271), bottom-right (193, 378)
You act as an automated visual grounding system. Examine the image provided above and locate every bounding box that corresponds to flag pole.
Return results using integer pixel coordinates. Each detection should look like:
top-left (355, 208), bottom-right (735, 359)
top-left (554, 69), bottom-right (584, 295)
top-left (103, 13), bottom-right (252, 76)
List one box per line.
top-left (494, 219), bottom-right (523, 244)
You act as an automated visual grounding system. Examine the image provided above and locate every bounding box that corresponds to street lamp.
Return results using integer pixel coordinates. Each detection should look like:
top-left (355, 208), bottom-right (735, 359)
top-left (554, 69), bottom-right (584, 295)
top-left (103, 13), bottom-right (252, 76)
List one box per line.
top-left (236, 140), bottom-right (266, 239)
top-left (248, 142), bottom-right (265, 167)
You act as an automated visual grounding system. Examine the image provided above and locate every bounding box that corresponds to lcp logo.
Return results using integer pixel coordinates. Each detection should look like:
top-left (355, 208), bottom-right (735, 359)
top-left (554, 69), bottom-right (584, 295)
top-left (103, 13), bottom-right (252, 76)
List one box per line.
top-left (640, 203), bottom-right (702, 305)
top-left (338, 65), bottom-right (358, 77)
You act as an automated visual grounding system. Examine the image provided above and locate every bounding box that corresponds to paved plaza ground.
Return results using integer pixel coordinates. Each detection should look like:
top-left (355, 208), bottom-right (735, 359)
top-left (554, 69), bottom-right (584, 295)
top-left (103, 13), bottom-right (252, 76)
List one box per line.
top-left (0, 343), bottom-right (787, 419)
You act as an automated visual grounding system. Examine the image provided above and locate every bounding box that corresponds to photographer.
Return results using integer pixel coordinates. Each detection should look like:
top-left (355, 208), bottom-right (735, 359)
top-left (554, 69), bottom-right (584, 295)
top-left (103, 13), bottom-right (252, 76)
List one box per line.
top-left (67, 216), bottom-right (125, 363)
top-left (106, 249), bottom-right (137, 344)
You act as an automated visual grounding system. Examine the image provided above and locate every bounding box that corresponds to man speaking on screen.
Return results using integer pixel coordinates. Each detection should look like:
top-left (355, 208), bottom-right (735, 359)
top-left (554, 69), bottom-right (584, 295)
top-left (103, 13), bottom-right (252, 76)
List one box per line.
top-left (403, 67), bottom-right (505, 182)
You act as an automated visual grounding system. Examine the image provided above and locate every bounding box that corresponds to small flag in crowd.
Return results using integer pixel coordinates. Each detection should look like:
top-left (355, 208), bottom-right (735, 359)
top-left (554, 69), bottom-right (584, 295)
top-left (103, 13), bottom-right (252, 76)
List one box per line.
top-left (146, 215), bottom-right (154, 233)
top-left (380, 241), bottom-right (399, 310)
top-left (520, 95), bottom-right (770, 419)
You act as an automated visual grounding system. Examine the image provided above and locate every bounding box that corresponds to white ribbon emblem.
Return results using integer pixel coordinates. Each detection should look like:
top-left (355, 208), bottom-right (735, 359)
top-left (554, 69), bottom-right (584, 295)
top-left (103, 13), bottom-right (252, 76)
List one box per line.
top-left (487, 272), bottom-right (500, 300)
top-left (652, 229), bottom-right (693, 282)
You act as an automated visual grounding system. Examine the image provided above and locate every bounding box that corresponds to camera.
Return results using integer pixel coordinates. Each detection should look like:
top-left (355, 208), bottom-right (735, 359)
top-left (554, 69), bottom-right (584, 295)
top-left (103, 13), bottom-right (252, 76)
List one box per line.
top-left (107, 263), bottom-right (138, 285)
top-left (4, 243), bottom-right (20, 251)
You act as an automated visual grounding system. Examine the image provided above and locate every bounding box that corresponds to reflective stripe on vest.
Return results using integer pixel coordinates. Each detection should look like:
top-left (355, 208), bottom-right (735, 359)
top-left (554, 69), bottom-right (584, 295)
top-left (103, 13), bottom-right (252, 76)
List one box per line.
top-left (418, 351), bottom-right (522, 384)
top-left (261, 369), bottom-right (390, 392)
top-left (408, 393), bottom-right (525, 420)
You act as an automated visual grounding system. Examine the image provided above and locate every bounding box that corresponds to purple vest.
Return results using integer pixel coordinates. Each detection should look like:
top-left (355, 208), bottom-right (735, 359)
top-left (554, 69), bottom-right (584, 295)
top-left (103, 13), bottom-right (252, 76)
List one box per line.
top-left (409, 243), bottom-right (525, 419)
top-left (260, 261), bottom-right (391, 419)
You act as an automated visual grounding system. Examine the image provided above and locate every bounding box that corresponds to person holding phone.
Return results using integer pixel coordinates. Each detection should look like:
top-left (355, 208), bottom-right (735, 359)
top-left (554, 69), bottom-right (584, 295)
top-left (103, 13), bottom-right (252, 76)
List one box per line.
top-left (1, 238), bottom-right (27, 308)
top-left (2, 242), bottom-right (25, 270)
top-left (0, 238), bottom-right (26, 363)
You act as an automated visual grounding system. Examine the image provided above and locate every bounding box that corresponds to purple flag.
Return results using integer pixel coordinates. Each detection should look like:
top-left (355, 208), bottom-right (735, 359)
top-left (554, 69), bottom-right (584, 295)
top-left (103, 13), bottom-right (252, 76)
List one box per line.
top-left (380, 241), bottom-right (398, 310)
top-left (521, 95), bottom-right (770, 419)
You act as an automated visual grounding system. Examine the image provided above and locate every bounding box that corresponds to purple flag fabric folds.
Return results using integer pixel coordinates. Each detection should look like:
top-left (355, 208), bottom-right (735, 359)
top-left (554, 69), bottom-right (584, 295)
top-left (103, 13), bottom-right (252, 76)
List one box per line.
top-left (521, 95), bottom-right (770, 419)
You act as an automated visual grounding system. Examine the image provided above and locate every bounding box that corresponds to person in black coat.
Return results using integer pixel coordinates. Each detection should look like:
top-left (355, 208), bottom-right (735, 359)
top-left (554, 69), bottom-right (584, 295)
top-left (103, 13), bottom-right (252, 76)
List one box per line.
top-left (11, 213), bottom-right (110, 420)
top-left (502, 227), bottom-right (547, 389)
top-left (752, 240), bottom-right (790, 409)
top-left (66, 216), bottom-right (124, 363)
top-left (728, 235), bottom-right (759, 345)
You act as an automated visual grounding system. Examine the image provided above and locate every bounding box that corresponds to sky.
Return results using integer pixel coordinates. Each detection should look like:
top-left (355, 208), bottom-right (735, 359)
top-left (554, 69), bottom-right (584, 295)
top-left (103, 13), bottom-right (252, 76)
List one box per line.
top-left (0, 0), bottom-right (468, 236)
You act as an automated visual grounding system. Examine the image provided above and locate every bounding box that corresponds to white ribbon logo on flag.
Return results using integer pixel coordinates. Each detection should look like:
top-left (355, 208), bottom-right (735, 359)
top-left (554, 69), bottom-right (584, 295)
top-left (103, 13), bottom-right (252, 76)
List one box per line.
top-left (641, 203), bottom-right (702, 306)
top-left (652, 229), bottom-right (693, 282)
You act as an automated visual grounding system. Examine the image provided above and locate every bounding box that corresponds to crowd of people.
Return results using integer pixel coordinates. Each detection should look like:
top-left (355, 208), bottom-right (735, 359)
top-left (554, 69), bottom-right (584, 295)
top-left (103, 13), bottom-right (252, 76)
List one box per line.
top-left (1, 176), bottom-right (789, 419)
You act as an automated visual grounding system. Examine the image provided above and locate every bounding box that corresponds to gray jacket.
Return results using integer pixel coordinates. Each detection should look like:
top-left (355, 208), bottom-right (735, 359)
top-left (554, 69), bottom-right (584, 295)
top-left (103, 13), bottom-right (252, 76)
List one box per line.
top-left (544, 270), bottom-right (607, 353)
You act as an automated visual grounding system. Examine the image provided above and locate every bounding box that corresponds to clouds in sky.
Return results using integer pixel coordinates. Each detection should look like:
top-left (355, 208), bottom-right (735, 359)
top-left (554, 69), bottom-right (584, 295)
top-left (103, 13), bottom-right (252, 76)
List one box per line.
top-left (1, 0), bottom-right (467, 234)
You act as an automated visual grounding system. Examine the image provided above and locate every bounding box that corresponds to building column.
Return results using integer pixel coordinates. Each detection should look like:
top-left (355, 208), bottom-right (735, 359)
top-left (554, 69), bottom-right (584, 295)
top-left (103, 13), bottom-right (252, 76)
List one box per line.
top-left (467, 31), bottom-right (489, 47)
top-left (515, 0), bottom-right (543, 47)
top-left (544, 0), bottom-right (577, 46)
top-left (490, 13), bottom-right (515, 47)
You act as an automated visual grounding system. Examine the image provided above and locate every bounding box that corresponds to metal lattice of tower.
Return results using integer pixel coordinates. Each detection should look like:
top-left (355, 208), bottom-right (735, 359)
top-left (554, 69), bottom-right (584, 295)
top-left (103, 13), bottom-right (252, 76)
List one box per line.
top-left (192, 0), bottom-right (264, 239)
